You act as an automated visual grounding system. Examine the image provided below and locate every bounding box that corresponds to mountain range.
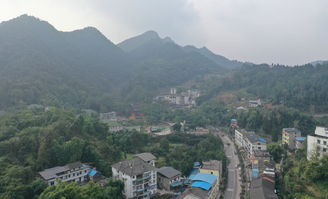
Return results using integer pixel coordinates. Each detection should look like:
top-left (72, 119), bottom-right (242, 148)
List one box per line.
top-left (0, 15), bottom-right (242, 111)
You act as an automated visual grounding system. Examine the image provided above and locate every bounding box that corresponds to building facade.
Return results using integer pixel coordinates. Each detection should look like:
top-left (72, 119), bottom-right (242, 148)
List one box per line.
top-left (307, 126), bottom-right (328, 160)
top-left (282, 128), bottom-right (301, 150)
top-left (112, 157), bottom-right (157, 199)
top-left (157, 167), bottom-right (181, 191)
top-left (39, 162), bottom-right (91, 186)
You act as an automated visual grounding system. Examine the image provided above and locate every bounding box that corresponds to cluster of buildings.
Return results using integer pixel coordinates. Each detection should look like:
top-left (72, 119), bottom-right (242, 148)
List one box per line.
top-left (234, 129), bottom-right (278, 199)
top-left (112, 152), bottom-right (222, 199)
top-left (154, 88), bottom-right (200, 108)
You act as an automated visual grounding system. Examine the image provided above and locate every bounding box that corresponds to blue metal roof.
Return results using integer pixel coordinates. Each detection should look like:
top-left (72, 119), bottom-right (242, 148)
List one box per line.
top-left (295, 137), bottom-right (306, 141)
top-left (258, 138), bottom-right (267, 143)
top-left (231, 119), bottom-right (237, 122)
top-left (191, 173), bottom-right (217, 185)
top-left (188, 168), bottom-right (199, 180)
top-left (191, 181), bottom-right (212, 190)
top-left (88, 169), bottom-right (97, 177)
top-left (252, 168), bottom-right (259, 178)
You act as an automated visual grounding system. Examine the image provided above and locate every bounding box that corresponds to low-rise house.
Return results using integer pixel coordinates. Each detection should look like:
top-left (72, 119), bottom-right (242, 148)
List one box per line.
top-left (157, 167), bottom-right (181, 191)
top-left (282, 128), bottom-right (301, 150)
top-left (39, 162), bottom-right (91, 186)
top-left (112, 157), bottom-right (157, 199)
top-left (200, 160), bottom-right (222, 179)
top-left (136, 153), bottom-right (156, 167)
top-left (307, 126), bottom-right (328, 160)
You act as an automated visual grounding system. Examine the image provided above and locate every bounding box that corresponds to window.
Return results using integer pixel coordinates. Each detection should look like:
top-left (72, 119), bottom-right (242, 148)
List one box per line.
top-left (50, 181), bottom-right (54, 185)
top-left (318, 140), bottom-right (321, 144)
top-left (324, 141), bottom-right (327, 145)
top-left (323, 148), bottom-right (327, 152)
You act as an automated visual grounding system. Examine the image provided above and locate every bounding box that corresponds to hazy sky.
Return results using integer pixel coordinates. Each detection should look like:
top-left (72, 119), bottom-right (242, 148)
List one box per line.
top-left (1, 0), bottom-right (327, 65)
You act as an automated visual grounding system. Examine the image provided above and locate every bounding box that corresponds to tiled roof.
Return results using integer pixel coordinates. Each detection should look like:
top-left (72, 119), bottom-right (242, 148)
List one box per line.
top-left (157, 167), bottom-right (181, 179)
top-left (112, 157), bottom-right (155, 176)
top-left (135, 153), bottom-right (156, 162)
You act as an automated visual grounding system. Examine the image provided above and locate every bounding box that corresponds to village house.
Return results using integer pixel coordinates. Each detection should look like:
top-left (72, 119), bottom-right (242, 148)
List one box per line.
top-left (282, 128), bottom-right (301, 150)
top-left (250, 175), bottom-right (278, 199)
top-left (112, 157), bottom-right (157, 199)
top-left (39, 162), bottom-right (91, 186)
top-left (307, 126), bottom-right (328, 160)
top-left (295, 136), bottom-right (306, 149)
top-left (157, 167), bottom-right (182, 191)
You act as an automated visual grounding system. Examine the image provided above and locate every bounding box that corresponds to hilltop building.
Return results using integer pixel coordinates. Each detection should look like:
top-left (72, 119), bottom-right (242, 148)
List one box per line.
top-left (39, 162), bottom-right (91, 186)
top-left (248, 99), bottom-right (262, 108)
top-left (307, 126), bottom-right (328, 160)
top-left (136, 153), bottom-right (156, 167)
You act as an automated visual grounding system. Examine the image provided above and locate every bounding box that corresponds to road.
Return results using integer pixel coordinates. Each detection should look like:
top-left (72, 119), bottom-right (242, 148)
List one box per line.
top-left (215, 130), bottom-right (241, 199)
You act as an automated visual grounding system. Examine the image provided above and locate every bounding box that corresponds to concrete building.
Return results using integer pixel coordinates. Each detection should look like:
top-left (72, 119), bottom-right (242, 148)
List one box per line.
top-left (157, 167), bottom-right (181, 191)
top-left (136, 153), bottom-right (156, 167)
top-left (307, 126), bottom-right (328, 160)
top-left (234, 129), bottom-right (245, 148)
top-left (244, 133), bottom-right (267, 156)
top-left (39, 162), bottom-right (91, 186)
top-left (181, 173), bottom-right (219, 199)
top-left (112, 157), bottom-right (157, 199)
top-left (282, 128), bottom-right (301, 150)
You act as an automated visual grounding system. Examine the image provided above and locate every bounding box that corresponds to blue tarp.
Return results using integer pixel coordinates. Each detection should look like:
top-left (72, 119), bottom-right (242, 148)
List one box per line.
top-left (88, 169), bottom-right (97, 177)
top-left (191, 181), bottom-right (212, 190)
top-left (170, 181), bottom-right (183, 187)
top-left (191, 173), bottom-right (217, 185)
top-left (193, 162), bottom-right (201, 167)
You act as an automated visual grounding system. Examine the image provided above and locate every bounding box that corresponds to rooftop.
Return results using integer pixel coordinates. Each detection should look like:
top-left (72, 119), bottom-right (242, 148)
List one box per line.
top-left (135, 152), bottom-right (156, 162)
top-left (314, 126), bottom-right (328, 138)
top-left (245, 133), bottom-right (267, 144)
top-left (157, 167), bottom-right (181, 179)
top-left (191, 173), bottom-right (217, 185)
top-left (112, 157), bottom-right (155, 176)
top-left (283, 128), bottom-right (301, 134)
top-left (201, 160), bottom-right (222, 171)
top-left (250, 177), bottom-right (278, 199)
top-left (39, 161), bottom-right (87, 180)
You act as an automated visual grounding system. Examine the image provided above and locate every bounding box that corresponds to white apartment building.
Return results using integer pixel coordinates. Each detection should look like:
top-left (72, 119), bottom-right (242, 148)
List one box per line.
top-left (39, 162), bottom-right (91, 185)
top-left (307, 126), bottom-right (328, 160)
top-left (235, 129), bottom-right (267, 156)
top-left (112, 157), bottom-right (157, 199)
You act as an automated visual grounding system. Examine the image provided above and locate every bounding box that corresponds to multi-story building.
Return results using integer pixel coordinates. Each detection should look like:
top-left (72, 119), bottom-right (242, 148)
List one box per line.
top-left (282, 128), bottom-right (301, 150)
top-left (307, 126), bottom-right (328, 160)
top-left (136, 153), bottom-right (156, 167)
top-left (235, 129), bottom-right (267, 156)
top-left (112, 157), bottom-right (157, 199)
top-left (235, 129), bottom-right (245, 148)
top-left (39, 162), bottom-right (91, 186)
top-left (244, 133), bottom-right (267, 156)
top-left (157, 167), bottom-right (181, 191)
